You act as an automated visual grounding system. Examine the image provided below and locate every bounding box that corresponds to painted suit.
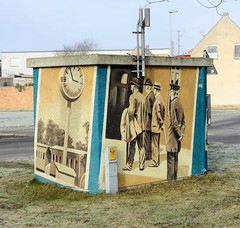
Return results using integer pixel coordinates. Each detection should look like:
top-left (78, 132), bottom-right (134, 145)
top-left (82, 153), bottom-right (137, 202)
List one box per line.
top-left (126, 91), bottom-right (147, 170)
top-left (151, 93), bottom-right (165, 166)
top-left (166, 96), bottom-right (185, 180)
top-left (144, 90), bottom-right (155, 159)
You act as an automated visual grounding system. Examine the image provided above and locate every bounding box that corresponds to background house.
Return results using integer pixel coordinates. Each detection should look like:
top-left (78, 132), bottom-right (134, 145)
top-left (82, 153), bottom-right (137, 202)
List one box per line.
top-left (1, 51), bottom-right (57, 78)
top-left (190, 13), bottom-right (240, 107)
top-left (0, 48), bottom-right (170, 79)
top-left (0, 48), bottom-right (170, 111)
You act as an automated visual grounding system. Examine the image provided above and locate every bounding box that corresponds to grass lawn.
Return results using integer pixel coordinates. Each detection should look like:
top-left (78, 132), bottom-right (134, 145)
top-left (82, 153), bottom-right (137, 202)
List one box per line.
top-left (0, 157), bottom-right (240, 228)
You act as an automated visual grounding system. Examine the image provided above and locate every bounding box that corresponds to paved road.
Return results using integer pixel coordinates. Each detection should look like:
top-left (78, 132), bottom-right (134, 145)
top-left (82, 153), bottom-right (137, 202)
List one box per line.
top-left (0, 136), bottom-right (34, 160)
top-left (0, 126), bottom-right (34, 137)
top-left (0, 110), bottom-right (239, 160)
top-left (208, 110), bottom-right (240, 144)
top-left (0, 126), bottom-right (34, 160)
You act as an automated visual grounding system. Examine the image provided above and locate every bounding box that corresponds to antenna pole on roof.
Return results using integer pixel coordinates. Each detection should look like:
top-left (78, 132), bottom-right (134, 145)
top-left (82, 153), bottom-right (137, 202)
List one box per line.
top-left (133, 8), bottom-right (150, 78)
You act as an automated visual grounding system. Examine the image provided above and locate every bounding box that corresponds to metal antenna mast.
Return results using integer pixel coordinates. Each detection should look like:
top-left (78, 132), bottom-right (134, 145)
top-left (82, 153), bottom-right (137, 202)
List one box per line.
top-left (133, 8), bottom-right (150, 77)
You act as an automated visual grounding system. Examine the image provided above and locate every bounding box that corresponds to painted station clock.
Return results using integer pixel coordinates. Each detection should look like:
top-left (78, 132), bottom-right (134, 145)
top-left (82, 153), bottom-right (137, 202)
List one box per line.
top-left (59, 66), bottom-right (85, 102)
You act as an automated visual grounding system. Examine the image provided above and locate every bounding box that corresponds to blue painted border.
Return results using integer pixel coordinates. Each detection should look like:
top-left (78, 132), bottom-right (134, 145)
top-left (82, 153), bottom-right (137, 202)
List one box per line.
top-left (35, 174), bottom-right (67, 188)
top-left (191, 67), bottom-right (207, 175)
top-left (33, 68), bottom-right (39, 127)
top-left (34, 174), bottom-right (89, 193)
top-left (88, 66), bottom-right (108, 193)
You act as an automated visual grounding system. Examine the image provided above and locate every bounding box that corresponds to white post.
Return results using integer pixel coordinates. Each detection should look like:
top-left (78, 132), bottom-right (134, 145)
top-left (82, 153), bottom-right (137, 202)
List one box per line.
top-left (63, 101), bottom-right (71, 166)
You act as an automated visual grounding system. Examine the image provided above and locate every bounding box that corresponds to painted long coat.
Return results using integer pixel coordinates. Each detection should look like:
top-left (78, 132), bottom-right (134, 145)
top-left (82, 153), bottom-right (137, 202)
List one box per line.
top-left (145, 90), bottom-right (155, 131)
top-left (128, 91), bottom-right (147, 134)
top-left (151, 93), bottom-right (165, 133)
top-left (120, 108), bottom-right (138, 143)
top-left (166, 97), bottom-right (185, 152)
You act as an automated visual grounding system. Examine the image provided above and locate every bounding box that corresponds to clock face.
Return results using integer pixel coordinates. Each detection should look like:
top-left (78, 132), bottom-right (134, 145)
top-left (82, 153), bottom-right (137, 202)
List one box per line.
top-left (60, 66), bottom-right (85, 102)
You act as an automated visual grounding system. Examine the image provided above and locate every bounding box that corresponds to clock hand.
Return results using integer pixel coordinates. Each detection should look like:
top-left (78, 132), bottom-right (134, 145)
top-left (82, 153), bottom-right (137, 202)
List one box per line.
top-left (69, 67), bottom-right (74, 81)
top-left (69, 67), bottom-right (79, 83)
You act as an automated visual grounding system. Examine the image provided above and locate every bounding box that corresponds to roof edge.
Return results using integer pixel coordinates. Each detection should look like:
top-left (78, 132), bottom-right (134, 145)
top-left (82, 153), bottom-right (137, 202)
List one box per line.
top-left (27, 54), bottom-right (213, 68)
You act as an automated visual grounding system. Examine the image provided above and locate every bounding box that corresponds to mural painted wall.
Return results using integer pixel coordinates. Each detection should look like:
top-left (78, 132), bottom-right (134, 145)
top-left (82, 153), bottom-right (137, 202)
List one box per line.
top-left (35, 66), bottom-right (95, 190)
top-left (101, 66), bottom-right (198, 188)
top-left (33, 63), bottom-right (202, 192)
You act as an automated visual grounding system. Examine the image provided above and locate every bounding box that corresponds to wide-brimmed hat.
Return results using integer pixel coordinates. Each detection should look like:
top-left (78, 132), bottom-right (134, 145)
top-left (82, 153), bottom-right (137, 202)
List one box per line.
top-left (129, 77), bottom-right (140, 87)
top-left (144, 78), bottom-right (153, 86)
top-left (153, 83), bottom-right (161, 90)
top-left (170, 83), bottom-right (180, 91)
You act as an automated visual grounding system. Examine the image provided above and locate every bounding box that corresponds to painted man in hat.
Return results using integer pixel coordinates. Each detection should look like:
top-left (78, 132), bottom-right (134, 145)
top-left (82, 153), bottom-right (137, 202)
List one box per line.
top-left (122, 77), bottom-right (146, 171)
top-left (149, 82), bottom-right (166, 167)
top-left (144, 78), bottom-right (155, 160)
top-left (166, 84), bottom-right (185, 181)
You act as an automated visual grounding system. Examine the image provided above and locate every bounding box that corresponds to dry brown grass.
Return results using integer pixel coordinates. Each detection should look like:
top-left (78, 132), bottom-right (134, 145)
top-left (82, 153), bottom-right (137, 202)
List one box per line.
top-left (1, 145), bottom-right (240, 227)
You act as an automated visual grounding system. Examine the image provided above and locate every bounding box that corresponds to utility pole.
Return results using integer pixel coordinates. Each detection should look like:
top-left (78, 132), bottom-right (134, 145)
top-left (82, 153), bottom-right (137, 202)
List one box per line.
top-left (169, 10), bottom-right (178, 56)
top-left (177, 30), bottom-right (181, 55)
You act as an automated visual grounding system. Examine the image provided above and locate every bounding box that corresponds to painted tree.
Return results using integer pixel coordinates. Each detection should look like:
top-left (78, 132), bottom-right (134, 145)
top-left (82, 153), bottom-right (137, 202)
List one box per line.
top-left (43, 119), bottom-right (75, 148)
top-left (75, 122), bottom-right (89, 151)
top-left (37, 118), bottom-right (46, 144)
top-left (45, 120), bottom-right (59, 146)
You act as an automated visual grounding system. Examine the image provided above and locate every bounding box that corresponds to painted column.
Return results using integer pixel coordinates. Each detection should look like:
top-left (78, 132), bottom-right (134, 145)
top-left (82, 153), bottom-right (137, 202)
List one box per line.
top-left (33, 68), bottom-right (39, 127)
top-left (192, 66), bottom-right (207, 175)
top-left (88, 66), bottom-right (108, 193)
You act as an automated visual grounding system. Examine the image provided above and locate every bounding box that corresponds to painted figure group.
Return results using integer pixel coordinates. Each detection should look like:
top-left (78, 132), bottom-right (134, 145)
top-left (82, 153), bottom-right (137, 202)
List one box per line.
top-left (120, 77), bottom-right (185, 181)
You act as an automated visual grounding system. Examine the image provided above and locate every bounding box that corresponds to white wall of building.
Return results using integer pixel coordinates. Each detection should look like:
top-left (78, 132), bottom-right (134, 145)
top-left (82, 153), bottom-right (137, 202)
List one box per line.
top-left (1, 48), bottom-right (170, 78)
top-left (1, 51), bottom-right (56, 77)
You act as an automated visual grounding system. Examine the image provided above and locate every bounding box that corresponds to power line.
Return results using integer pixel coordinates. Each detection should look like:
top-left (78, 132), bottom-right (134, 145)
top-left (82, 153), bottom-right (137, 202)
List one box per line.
top-left (196, 0), bottom-right (224, 8)
top-left (144, 0), bottom-right (169, 8)
top-left (196, 0), bottom-right (238, 16)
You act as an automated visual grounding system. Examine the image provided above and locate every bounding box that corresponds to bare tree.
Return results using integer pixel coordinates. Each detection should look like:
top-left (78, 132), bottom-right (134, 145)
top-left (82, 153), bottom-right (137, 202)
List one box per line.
top-left (56, 39), bottom-right (100, 56)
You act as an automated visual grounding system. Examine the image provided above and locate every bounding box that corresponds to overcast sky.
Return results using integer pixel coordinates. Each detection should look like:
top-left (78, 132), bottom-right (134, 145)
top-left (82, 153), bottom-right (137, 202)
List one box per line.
top-left (0, 0), bottom-right (239, 55)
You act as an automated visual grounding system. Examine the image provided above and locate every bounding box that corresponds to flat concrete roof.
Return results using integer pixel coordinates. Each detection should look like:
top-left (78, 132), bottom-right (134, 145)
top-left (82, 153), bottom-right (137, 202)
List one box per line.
top-left (27, 54), bottom-right (213, 68)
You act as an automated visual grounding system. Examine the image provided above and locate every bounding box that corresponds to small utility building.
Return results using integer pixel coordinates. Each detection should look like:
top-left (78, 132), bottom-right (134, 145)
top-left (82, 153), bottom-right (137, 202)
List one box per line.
top-left (28, 54), bottom-right (212, 193)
